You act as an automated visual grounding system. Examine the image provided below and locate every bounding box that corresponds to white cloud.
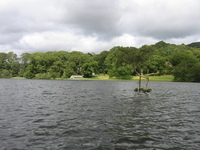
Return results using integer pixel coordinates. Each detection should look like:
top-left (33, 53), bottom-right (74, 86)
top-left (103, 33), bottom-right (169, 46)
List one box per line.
top-left (17, 31), bottom-right (108, 53)
top-left (16, 32), bottom-right (158, 54)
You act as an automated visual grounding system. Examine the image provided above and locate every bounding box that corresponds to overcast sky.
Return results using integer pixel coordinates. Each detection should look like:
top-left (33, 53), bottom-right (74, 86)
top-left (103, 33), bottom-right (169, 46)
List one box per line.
top-left (1, 0), bottom-right (200, 56)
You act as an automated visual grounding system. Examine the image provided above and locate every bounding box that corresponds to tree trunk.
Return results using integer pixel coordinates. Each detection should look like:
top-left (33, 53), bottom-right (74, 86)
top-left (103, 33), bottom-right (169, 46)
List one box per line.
top-left (139, 74), bottom-right (141, 91)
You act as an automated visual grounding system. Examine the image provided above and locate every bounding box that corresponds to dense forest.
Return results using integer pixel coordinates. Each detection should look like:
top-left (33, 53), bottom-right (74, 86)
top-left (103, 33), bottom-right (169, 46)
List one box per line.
top-left (0, 41), bottom-right (200, 82)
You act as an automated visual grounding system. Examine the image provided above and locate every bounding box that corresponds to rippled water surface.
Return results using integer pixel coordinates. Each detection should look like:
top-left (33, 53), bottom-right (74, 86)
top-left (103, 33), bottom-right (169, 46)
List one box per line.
top-left (0, 79), bottom-right (200, 150)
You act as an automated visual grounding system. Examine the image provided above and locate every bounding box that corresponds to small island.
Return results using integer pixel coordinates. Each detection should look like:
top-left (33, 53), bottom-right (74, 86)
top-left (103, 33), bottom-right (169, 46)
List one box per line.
top-left (134, 71), bottom-right (152, 93)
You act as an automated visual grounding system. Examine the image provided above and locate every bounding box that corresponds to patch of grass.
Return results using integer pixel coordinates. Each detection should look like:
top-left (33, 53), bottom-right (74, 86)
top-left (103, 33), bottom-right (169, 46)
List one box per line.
top-left (149, 75), bottom-right (174, 81)
top-left (11, 77), bottom-right (25, 79)
top-left (11, 75), bottom-right (174, 81)
top-left (132, 75), bottom-right (174, 82)
top-left (92, 75), bottom-right (109, 80)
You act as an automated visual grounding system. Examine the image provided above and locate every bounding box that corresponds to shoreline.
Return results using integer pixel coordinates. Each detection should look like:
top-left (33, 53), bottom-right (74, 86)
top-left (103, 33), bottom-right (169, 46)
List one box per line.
top-left (10, 75), bottom-right (174, 82)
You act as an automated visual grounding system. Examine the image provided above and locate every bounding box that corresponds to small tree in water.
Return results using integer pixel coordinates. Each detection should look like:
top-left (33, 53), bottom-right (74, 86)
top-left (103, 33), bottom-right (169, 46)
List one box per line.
top-left (133, 45), bottom-right (153, 93)
top-left (134, 69), bottom-right (152, 93)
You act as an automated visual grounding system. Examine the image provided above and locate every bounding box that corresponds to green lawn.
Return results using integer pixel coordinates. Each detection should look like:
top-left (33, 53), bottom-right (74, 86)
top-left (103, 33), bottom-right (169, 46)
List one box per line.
top-left (11, 77), bottom-right (26, 79)
top-left (93, 75), bottom-right (174, 81)
top-left (131, 75), bottom-right (174, 82)
top-left (148, 75), bottom-right (174, 81)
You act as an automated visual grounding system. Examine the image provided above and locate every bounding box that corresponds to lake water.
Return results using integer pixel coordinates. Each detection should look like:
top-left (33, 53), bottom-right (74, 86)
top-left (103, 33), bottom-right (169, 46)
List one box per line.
top-left (0, 79), bottom-right (200, 150)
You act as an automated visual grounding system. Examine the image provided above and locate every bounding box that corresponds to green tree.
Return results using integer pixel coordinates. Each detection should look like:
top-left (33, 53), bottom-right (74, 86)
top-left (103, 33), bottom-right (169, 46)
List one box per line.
top-left (188, 63), bottom-right (200, 82)
top-left (94, 50), bottom-right (110, 74)
top-left (0, 69), bottom-right (12, 78)
top-left (148, 55), bottom-right (170, 75)
top-left (115, 64), bottom-right (133, 79)
top-left (24, 64), bottom-right (35, 79)
top-left (68, 51), bottom-right (85, 75)
top-left (171, 51), bottom-right (199, 82)
top-left (19, 53), bottom-right (31, 77)
top-left (134, 45), bottom-right (155, 74)
top-left (105, 46), bottom-right (137, 79)
top-left (82, 60), bottom-right (98, 78)
top-left (47, 61), bottom-right (63, 79)
top-left (66, 51), bottom-right (97, 77)
top-left (0, 52), bottom-right (20, 77)
top-left (0, 52), bottom-right (8, 72)
top-left (63, 66), bottom-right (76, 78)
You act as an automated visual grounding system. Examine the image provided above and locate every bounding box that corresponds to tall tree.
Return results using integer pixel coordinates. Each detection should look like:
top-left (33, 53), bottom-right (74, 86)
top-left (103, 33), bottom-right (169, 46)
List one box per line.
top-left (94, 50), bottom-right (110, 74)
top-left (105, 46), bottom-right (137, 79)
top-left (170, 51), bottom-right (199, 82)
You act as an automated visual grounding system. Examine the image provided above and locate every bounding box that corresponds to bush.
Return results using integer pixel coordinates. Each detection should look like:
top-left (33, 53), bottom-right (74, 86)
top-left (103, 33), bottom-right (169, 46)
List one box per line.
top-left (63, 67), bottom-right (76, 78)
top-left (173, 62), bottom-right (200, 82)
top-left (188, 63), bottom-right (200, 82)
top-left (0, 70), bottom-right (12, 78)
top-left (24, 70), bottom-right (35, 79)
top-left (109, 65), bottom-right (133, 80)
top-left (35, 73), bottom-right (51, 79)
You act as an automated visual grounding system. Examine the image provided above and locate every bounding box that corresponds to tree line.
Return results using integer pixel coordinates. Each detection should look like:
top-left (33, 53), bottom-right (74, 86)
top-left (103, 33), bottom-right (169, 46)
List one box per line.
top-left (0, 41), bottom-right (200, 82)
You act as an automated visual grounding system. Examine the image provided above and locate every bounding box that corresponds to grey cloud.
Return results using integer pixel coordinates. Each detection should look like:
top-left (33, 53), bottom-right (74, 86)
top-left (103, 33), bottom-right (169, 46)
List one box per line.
top-left (123, 0), bottom-right (200, 40)
top-left (0, 0), bottom-right (63, 49)
top-left (62, 0), bottom-right (123, 40)
top-left (61, 0), bottom-right (200, 41)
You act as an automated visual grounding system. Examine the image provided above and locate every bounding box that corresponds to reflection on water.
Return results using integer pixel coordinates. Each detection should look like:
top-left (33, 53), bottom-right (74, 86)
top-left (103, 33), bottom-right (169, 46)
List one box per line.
top-left (0, 79), bottom-right (200, 149)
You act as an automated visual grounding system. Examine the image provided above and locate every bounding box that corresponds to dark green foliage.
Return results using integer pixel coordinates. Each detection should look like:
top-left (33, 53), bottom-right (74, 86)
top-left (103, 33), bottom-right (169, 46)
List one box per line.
top-left (187, 42), bottom-right (200, 48)
top-left (105, 46), bottom-right (137, 78)
top-left (146, 89), bottom-right (152, 92)
top-left (24, 70), bottom-right (35, 79)
top-left (63, 66), bottom-right (76, 78)
top-left (0, 52), bottom-right (20, 77)
top-left (0, 70), bottom-right (12, 78)
top-left (171, 51), bottom-right (199, 82)
top-left (134, 88), bottom-right (152, 93)
top-left (188, 63), bottom-right (200, 82)
top-left (24, 64), bottom-right (35, 79)
top-left (115, 65), bottom-right (133, 79)
top-left (94, 50), bottom-right (110, 74)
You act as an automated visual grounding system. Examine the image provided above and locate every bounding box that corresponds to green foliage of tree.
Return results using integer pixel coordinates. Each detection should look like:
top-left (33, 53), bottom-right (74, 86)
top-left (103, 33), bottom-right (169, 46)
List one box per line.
top-left (188, 63), bottom-right (200, 82)
top-left (19, 53), bottom-right (31, 77)
top-left (0, 41), bottom-right (200, 82)
top-left (105, 46), bottom-right (137, 78)
top-left (171, 51), bottom-right (199, 82)
top-left (133, 45), bottom-right (155, 77)
top-left (48, 61), bottom-right (64, 78)
top-left (187, 42), bottom-right (200, 48)
top-left (63, 66), bottom-right (76, 78)
top-left (66, 51), bottom-right (98, 78)
top-left (94, 50), bottom-right (110, 74)
top-left (82, 61), bottom-right (97, 78)
top-left (0, 53), bottom-right (8, 68)
top-left (149, 55), bottom-right (171, 75)
top-left (24, 64), bottom-right (35, 79)
top-left (0, 69), bottom-right (12, 78)
top-left (115, 65), bottom-right (133, 79)
top-left (0, 52), bottom-right (20, 77)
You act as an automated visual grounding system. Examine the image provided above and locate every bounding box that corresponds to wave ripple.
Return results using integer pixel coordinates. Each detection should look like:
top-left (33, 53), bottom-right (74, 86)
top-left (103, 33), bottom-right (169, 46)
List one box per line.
top-left (0, 79), bottom-right (200, 149)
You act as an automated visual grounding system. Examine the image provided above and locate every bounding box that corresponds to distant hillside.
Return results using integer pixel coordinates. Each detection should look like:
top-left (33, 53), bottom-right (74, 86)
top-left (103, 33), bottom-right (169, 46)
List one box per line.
top-left (187, 42), bottom-right (200, 48)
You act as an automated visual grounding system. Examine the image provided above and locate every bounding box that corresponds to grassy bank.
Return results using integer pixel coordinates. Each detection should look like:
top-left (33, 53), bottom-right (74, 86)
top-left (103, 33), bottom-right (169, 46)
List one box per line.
top-left (132, 75), bottom-right (174, 82)
top-left (10, 75), bottom-right (174, 81)
top-left (92, 75), bottom-right (174, 82)
top-left (11, 77), bottom-right (26, 79)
